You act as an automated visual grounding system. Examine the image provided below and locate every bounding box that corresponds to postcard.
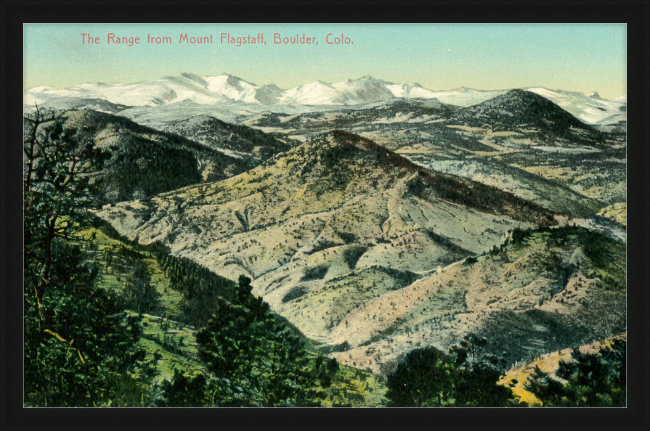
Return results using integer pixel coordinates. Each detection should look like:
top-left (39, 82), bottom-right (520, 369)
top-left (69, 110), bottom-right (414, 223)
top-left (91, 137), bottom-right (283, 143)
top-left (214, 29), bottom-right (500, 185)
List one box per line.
top-left (23, 23), bottom-right (627, 408)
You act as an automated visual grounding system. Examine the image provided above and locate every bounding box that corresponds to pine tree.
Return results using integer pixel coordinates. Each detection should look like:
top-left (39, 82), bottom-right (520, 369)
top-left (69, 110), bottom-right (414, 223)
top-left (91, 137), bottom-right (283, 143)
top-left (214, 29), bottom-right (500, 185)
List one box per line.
top-left (386, 337), bottom-right (521, 407)
top-left (24, 110), bottom-right (110, 306)
top-left (195, 276), bottom-right (324, 406)
top-left (24, 109), bottom-right (144, 406)
top-left (525, 338), bottom-right (626, 406)
top-left (123, 260), bottom-right (159, 314)
top-left (385, 347), bottom-right (456, 406)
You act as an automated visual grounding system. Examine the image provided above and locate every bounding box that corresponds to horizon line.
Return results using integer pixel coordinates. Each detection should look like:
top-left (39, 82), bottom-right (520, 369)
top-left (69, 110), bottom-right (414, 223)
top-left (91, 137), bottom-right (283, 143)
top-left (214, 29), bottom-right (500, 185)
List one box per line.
top-left (23, 72), bottom-right (627, 100)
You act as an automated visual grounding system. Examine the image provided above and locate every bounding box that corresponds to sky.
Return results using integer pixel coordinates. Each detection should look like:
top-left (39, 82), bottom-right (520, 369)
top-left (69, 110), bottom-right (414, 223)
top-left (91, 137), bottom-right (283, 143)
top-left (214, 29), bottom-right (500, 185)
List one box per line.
top-left (24, 24), bottom-right (627, 99)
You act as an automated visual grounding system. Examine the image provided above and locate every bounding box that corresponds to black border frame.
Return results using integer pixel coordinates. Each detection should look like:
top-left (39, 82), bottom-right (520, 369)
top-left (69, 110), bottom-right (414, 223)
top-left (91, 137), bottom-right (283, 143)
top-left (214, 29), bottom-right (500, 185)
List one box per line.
top-left (2, 1), bottom-right (649, 430)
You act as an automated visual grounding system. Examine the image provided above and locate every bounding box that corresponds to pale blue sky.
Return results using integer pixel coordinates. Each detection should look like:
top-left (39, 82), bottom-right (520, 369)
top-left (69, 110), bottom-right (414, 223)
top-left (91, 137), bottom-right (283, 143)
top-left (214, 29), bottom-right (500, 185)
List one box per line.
top-left (24, 24), bottom-right (626, 98)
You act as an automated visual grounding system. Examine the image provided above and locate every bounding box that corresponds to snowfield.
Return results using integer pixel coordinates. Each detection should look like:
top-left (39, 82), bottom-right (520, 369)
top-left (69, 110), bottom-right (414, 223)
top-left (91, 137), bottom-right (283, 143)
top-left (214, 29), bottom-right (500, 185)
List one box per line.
top-left (24, 73), bottom-right (626, 125)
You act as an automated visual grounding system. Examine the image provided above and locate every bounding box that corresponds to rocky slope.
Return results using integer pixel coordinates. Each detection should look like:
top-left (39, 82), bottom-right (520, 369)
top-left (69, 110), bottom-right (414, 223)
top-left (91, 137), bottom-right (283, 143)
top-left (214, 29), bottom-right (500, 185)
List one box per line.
top-left (96, 132), bottom-right (586, 370)
top-left (328, 226), bottom-right (625, 374)
top-left (447, 89), bottom-right (604, 145)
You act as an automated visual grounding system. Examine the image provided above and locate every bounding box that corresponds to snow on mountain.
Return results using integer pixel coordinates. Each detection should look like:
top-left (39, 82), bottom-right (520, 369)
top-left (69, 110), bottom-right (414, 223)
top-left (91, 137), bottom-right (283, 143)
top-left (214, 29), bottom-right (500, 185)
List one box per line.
top-left (278, 81), bottom-right (343, 105)
top-left (331, 76), bottom-right (395, 104)
top-left (24, 73), bottom-right (627, 125)
top-left (385, 82), bottom-right (438, 99)
top-left (278, 76), bottom-right (394, 105)
top-left (255, 84), bottom-right (283, 105)
top-left (101, 81), bottom-right (202, 106)
top-left (204, 74), bottom-right (259, 104)
top-left (25, 73), bottom-right (282, 107)
top-left (525, 87), bottom-right (626, 125)
top-left (277, 80), bottom-right (506, 107)
top-left (423, 88), bottom-right (508, 107)
top-left (24, 76), bottom-right (223, 107)
top-left (24, 75), bottom-right (408, 108)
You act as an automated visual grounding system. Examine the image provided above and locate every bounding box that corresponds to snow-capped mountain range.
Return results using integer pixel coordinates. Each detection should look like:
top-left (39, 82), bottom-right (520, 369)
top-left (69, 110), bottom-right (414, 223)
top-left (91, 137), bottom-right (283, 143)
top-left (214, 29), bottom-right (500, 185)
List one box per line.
top-left (24, 73), bottom-right (626, 125)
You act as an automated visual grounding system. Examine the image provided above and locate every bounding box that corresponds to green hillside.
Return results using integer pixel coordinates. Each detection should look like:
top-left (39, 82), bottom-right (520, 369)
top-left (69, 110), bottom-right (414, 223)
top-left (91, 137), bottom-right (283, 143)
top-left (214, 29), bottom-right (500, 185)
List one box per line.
top-left (66, 220), bottom-right (387, 406)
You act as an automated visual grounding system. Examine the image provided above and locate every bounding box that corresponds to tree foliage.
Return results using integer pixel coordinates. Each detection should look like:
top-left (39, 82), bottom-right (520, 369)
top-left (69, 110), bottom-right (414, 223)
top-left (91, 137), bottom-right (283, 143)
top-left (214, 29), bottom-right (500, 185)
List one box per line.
top-left (24, 108), bottom-right (146, 406)
top-left (122, 260), bottom-right (159, 314)
top-left (24, 241), bottom-right (149, 406)
top-left (525, 338), bottom-right (626, 407)
top-left (385, 335), bottom-right (522, 407)
top-left (156, 252), bottom-right (236, 326)
top-left (157, 370), bottom-right (212, 407)
top-left (24, 109), bottom-right (110, 305)
top-left (193, 276), bottom-right (326, 406)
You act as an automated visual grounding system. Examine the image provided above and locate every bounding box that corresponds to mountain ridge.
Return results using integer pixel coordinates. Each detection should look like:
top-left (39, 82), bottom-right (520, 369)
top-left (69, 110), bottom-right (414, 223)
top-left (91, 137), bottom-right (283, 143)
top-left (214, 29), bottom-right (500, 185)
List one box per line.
top-left (24, 74), bottom-right (626, 124)
top-left (38, 109), bottom-right (291, 202)
top-left (448, 89), bottom-right (605, 144)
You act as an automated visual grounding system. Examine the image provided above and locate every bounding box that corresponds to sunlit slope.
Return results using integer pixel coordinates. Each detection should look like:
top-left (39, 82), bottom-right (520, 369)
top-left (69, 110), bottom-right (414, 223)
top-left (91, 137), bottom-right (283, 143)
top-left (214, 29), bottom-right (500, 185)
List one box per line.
top-left (98, 132), bottom-right (556, 341)
top-left (329, 226), bottom-right (625, 374)
top-left (498, 333), bottom-right (626, 406)
top-left (246, 91), bottom-right (625, 216)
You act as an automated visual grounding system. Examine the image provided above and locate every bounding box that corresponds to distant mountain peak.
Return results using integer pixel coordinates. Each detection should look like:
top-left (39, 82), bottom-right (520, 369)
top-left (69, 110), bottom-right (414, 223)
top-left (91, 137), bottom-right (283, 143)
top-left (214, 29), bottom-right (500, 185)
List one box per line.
top-left (218, 72), bottom-right (240, 78)
top-left (224, 73), bottom-right (245, 84)
top-left (206, 72), bottom-right (254, 86)
top-left (255, 83), bottom-right (284, 104)
top-left (180, 72), bottom-right (207, 84)
top-left (485, 89), bottom-right (557, 107)
top-left (504, 88), bottom-right (533, 97)
top-left (23, 74), bottom-right (623, 124)
top-left (353, 75), bottom-right (383, 82)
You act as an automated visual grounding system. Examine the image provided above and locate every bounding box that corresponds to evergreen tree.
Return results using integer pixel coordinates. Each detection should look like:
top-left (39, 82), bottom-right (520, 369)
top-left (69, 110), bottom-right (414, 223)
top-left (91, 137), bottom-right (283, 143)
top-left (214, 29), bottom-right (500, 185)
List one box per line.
top-left (525, 338), bottom-right (626, 407)
top-left (195, 276), bottom-right (324, 406)
top-left (385, 336), bottom-right (521, 407)
top-left (24, 229), bottom-right (147, 406)
top-left (24, 110), bottom-right (110, 306)
top-left (385, 347), bottom-right (457, 406)
top-left (123, 260), bottom-right (159, 314)
top-left (156, 252), bottom-right (236, 326)
top-left (24, 109), bottom-right (144, 406)
top-left (157, 370), bottom-right (211, 407)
